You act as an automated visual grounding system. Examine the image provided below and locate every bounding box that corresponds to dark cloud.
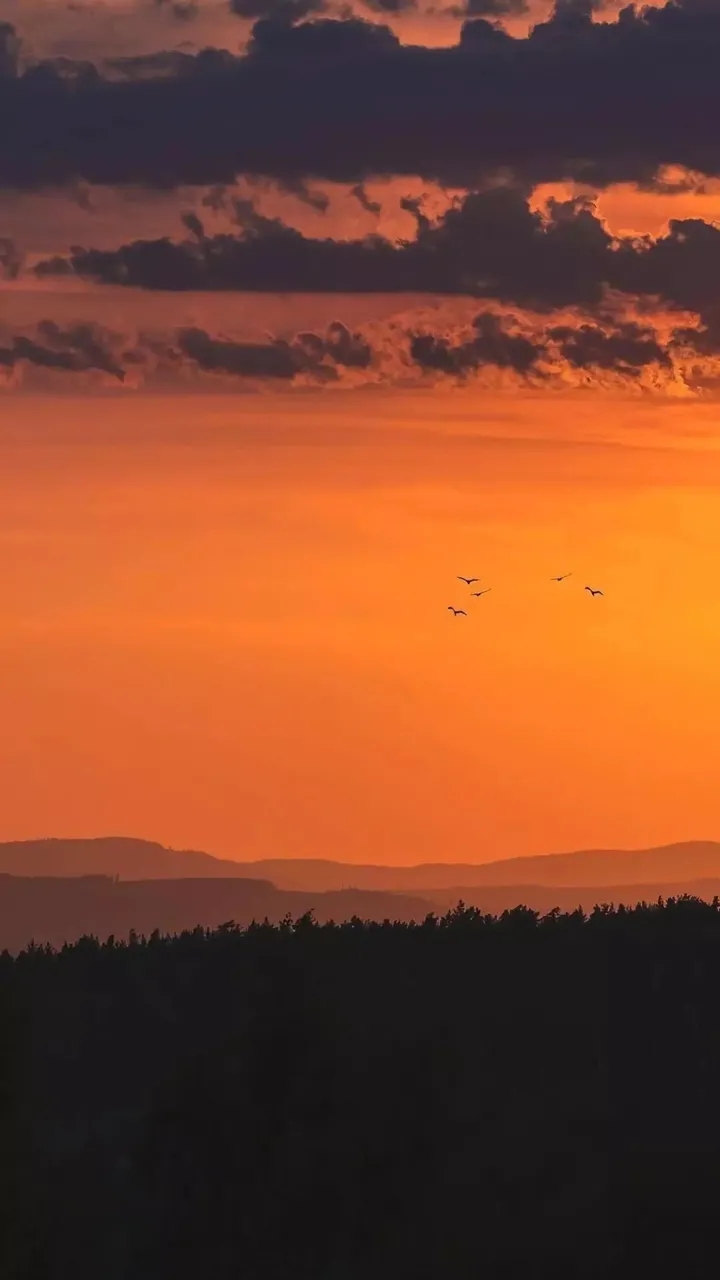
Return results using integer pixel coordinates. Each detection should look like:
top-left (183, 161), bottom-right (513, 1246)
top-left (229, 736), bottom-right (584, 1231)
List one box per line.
top-left (47, 186), bottom-right (720, 331)
top-left (251, 175), bottom-right (330, 212)
top-left (349, 183), bottom-right (381, 216)
top-left (175, 327), bottom-right (303, 377)
top-left (296, 319), bottom-right (373, 366)
top-left (399, 194), bottom-right (432, 235)
top-left (457, 0), bottom-right (528, 17)
top-left (8, 2), bottom-right (720, 190)
top-left (0, 22), bottom-right (19, 79)
top-left (154, 0), bottom-right (200, 20)
top-left (175, 318), bottom-right (372, 377)
top-left (410, 312), bottom-right (542, 375)
top-left (201, 184), bottom-right (231, 213)
top-left (409, 310), bottom-right (695, 383)
top-left (361, 0), bottom-right (416, 13)
top-left (180, 210), bottom-right (206, 239)
top-left (33, 254), bottom-right (76, 278)
top-left (548, 320), bottom-right (672, 374)
top-left (0, 321), bottom-right (126, 380)
top-left (246, 14), bottom-right (400, 55)
top-left (277, 178), bottom-right (330, 213)
top-left (2, 310), bottom-right (718, 389)
top-left (0, 238), bottom-right (22, 281)
top-left (0, 317), bottom-right (373, 385)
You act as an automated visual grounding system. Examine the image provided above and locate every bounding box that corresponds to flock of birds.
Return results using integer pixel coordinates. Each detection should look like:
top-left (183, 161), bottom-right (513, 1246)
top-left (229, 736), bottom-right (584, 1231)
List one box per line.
top-left (448, 572), bottom-right (604, 616)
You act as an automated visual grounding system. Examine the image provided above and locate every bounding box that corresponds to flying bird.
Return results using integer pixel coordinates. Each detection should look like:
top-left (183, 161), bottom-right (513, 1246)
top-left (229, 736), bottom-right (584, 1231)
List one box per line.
top-left (471, 589), bottom-right (491, 597)
top-left (584, 586), bottom-right (603, 596)
top-left (448, 607), bottom-right (467, 616)
top-left (457, 576), bottom-right (479, 585)
top-left (551, 573), bottom-right (571, 582)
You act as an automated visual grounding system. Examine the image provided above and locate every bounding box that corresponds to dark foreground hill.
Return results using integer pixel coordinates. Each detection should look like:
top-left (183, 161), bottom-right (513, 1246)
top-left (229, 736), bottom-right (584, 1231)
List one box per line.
top-left (3, 900), bottom-right (720, 1280)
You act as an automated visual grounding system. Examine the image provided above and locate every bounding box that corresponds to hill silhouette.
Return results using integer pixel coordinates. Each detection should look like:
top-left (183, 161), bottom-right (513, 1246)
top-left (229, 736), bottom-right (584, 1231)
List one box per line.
top-left (4, 870), bottom-right (720, 952)
top-left (232, 841), bottom-right (720, 890)
top-left (0, 875), bottom-right (433, 952)
top-left (0, 837), bottom-right (252, 879)
top-left (3, 837), bottom-right (720, 889)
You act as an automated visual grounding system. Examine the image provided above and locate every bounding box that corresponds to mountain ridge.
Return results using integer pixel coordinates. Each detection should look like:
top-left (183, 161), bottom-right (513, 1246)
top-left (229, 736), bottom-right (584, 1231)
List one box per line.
top-left (206, 842), bottom-right (720, 890)
top-left (1, 836), bottom-right (720, 890)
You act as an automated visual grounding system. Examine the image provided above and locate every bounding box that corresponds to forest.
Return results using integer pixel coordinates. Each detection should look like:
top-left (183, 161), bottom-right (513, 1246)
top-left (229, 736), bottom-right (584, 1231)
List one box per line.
top-left (2, 897), bottom-right (720, 1279)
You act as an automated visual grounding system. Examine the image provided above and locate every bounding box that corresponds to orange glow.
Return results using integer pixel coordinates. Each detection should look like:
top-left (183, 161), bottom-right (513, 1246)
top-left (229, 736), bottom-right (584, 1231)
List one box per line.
top-left (1, 390), bottom-right (720, 863)
top-left (532, 177), bottom-right (720, 239)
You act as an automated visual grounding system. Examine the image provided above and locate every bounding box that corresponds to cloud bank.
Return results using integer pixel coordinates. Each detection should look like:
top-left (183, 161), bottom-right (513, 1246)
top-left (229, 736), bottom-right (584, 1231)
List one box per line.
top-left (36, 187), bottom-right (720, 332)
top-left (2, 303), bottom-right (719, 394)
top-left (3, 1), bottom-right (720, 190)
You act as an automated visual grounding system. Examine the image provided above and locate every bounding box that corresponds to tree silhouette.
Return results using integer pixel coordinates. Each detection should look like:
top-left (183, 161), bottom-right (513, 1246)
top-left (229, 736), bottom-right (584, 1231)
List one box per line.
top-left (4, 898), bottom-right (720, 1277)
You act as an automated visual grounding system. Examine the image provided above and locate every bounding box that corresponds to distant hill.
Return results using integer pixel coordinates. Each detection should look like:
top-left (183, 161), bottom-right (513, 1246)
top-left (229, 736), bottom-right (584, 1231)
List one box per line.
top-left (0, 874), bottom-right (434, 953)
top-left (0, 837), bottom-right (253, 880)
top-left (2, 836), bottom-right (720, 898)
top-left (232, 842), bottom-right (720, 891)
top-left (2, 866), bottom-right (720, 952)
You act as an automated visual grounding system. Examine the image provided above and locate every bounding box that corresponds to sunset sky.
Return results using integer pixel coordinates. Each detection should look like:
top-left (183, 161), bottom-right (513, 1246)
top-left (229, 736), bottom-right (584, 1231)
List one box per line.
top-left (4, 0), bottom-right (720, 865)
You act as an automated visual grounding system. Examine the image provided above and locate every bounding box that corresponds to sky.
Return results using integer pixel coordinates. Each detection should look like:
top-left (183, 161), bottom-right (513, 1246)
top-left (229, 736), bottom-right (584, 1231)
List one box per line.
top-left (4, 0), bottom-right (720, 865)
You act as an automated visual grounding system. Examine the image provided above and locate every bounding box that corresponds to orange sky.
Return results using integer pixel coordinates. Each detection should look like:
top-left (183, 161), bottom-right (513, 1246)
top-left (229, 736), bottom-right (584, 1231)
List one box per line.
top-left (4, 3), bottom-right (720, 867)
top-left (2, 389), bottom-right (720, 863)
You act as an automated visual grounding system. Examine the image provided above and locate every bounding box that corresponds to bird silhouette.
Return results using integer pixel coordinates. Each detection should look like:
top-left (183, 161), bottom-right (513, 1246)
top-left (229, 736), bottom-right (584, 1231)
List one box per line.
top-left (551, 573), bottom-right (571, 582)
top-left (448, 607), bottom-right (467, 616)
top-left (457, 576), bottom-right (479, 585)
top-left (471, 589), bottom-right (491, 597)
top-left (585, 586), bottom-right (603, 596)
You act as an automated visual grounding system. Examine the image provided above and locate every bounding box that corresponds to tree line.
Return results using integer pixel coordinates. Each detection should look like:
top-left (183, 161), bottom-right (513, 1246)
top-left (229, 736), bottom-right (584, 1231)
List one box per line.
top-left (1, 897), bottom-right (720, 1278)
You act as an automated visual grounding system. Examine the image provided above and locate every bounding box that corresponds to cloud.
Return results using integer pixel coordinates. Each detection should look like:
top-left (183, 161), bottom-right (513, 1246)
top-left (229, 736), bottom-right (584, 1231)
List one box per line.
top-left (40, 187), bottom-right (720, 336)
top-left (7, 2), bottom-right (720, 190)
top-left (404, 305), bottom-right (711, 390)
top-left (0, 317), bottom-right (374, 386)
top-left (349, 182), bottom-right (381, 215)
top-left (547, 321), bottom-right (672, 374)
top-left (0, 238), bottom-right (22, 280)
top-left (453, 0), bottom-right (528, 17)
top-left (175, 327), bottom-right (306, 377)
top-left (172, 319), bottom-right (373, 378)
top-left (361, 0), bottom-right (417, 13)
top-left (153, 0), bottom-right (200, 21)
top-left (0, 320), bottom-right (127, 380)
top-left (3, 304), bottom-right (720, 393)
top-left (0, 22), bottom-right (20, 77)
top-left (245, 14), bottom-right (400, 54)
top-left (410, 311), bottom-right (543, 375)
top-left (246, 174), bottom-right (330, 212)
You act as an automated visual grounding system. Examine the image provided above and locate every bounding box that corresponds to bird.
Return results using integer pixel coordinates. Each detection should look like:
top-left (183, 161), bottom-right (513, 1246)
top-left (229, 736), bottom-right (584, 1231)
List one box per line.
top-left (448, 607), bottom-right (467, 616)
top-left (551, 573), bottom-right (571, 582)
top-left (584, 586), bottom-right (603, 596)
top-left (471, 589), bottom-right (491, 597)
top-left (457, 576), bottom-right (479, 585)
